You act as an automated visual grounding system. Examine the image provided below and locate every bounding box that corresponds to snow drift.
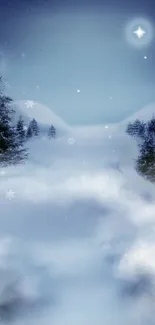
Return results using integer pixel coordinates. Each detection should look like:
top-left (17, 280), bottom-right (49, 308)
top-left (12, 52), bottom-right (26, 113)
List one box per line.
top-left (0, 102), bottom-right (155, 324)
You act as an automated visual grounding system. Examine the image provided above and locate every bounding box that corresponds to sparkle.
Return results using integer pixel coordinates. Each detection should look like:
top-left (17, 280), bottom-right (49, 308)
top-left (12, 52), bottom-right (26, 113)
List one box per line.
top-left (133, 26), bottom-right (146, 39)
top-left (144, 55), bottom-right (147, 59)
top-left (77, 89), bottom-right (80, 93)
top-left (25, 100), bottom-right (36, 109)
top-left (67, 137), bottom-right (75, 145)
top-left (5, 189), bottom-right (15, 200)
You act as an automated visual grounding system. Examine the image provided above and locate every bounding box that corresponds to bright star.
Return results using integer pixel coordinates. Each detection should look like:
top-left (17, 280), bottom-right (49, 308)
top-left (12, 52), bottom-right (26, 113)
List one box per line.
top-left (133, 26), bottom-right (146, 39)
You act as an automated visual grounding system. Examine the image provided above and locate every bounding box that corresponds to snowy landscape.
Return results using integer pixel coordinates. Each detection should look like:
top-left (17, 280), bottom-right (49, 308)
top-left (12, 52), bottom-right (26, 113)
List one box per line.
top-left (1, 100), bottom-right (155, 325)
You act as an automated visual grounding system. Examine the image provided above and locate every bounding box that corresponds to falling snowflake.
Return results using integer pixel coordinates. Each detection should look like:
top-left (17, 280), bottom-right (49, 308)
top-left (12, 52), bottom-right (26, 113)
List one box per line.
top-left (21, 53), bottom-right (25, 58)
top-left (5, 189), bottom-right (15, 200)
top-left (144, 56), bottom-right (147, 59)
top-left (77, 89), bottom-right (80, 93)
top-left (67, 137), bottom-right (75, 145)
top-left (109, 135), bottom-right (112, 139)
top-left (105, 125), bottom-right (109, 129)
top-left (109, 96), bottom-right (113, 100)
top-left (25, 100), bottom-right (36, 109)
top-left (36, 85), bottom-right (40, 90)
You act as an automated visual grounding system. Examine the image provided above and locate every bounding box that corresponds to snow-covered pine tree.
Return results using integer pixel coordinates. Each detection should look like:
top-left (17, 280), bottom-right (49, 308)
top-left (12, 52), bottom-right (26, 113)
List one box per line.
top-left (16, 115), bottom-right (26, 145)
top-left (31, 118), bottom-right (39, 137)
top-left (48, 125), bottom-right (56, 139)
top-left (0, 78), bottom-right (28, 166)
top-left (26, 122), bottom-right (33, 139)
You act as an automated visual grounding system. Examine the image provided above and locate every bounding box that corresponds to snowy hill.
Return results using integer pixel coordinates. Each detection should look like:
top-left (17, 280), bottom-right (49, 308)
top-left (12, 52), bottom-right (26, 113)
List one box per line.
top-left (118, 102), bottom-right (155, 132)
top-left (10, 100), bottom-right (71, 137)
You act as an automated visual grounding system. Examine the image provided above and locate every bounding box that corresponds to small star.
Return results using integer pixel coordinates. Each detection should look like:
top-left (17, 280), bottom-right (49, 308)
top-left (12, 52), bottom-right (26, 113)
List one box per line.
top-left (5, 189), bottom-right (15, 200)
top-left (67, 137), bottom-right (75, 145)
top-left (133, 26), bottom-right (146, 39)
top-left (25, 100), bottom-right (36, 109)
top-left (77, 89), bottom-right (80, 93)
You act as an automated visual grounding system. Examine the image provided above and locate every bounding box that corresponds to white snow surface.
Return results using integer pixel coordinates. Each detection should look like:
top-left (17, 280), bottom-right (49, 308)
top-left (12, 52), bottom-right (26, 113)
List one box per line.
top-left (1, 102), bottom-right (155, 324)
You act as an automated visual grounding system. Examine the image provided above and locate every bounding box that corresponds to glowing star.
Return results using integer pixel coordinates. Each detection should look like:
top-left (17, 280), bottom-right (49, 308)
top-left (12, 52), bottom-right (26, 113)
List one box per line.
top-left (5, 189), bottom-right (15, 200)
top-left (25, 100), bottom-right (36, 109)
top-left (133, 26), bottom-right (146, 39)
top-left (67, 137), bottom-right (75, 145)
top-left (77, 89), bottom-right (80, 93)
top-left (144, 56), bottom-right (147, 59)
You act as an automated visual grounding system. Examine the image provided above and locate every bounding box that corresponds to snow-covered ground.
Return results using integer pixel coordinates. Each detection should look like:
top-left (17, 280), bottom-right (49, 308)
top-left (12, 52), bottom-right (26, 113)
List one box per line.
top-left (1, 102), bottom-right (155, 324)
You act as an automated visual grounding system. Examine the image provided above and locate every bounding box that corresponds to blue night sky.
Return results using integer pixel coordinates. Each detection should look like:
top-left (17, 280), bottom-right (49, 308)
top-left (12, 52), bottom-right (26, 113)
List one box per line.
top-left (0, 0), bottom-right (155, 125)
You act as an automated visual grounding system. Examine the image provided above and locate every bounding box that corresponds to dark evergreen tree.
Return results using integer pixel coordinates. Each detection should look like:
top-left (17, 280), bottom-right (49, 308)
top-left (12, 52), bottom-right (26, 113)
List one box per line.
top-left (26, 119), bottom-right (39, 139)
top-left (126, 119), bottom-right (146, 139)
top-left (31, 118), bottom-right (39, 137)
top-left (126, 115), bottom-right (155, 183)
top-left (0, 78), bottom-right (28, 166)
top-left (136, 136), bottom-right (155, 183)
top-left (26, 123), bottom-right (33, 139)
top-left (16, 115), bottom-right (26, 145)
top-left (48, 125), bottom-right (56, 139)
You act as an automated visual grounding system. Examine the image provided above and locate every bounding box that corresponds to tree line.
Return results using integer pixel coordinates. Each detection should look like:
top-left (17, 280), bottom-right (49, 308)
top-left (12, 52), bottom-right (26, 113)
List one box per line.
top-left (17, 116), bottom-right (56, 141)
top-left (0, 77), bottom-right (56, 167)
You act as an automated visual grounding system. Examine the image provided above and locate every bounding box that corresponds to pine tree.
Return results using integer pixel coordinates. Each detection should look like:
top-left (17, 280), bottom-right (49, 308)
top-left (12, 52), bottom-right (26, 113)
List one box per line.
top-left (0, 78), bottom-right (28, 166)
top-left (31, 118), bottom-right (39, 137)
top-left (126, 119), bottom-right (146, 139)
top-left (126, 115), bottom-right (155, 183)
top-left (136, 136), bottom-right (155, 183)
top-left (26, 123), bottom-right (33, 139)
top-left (26, 119), bottom-right (39, 139)
top-left (48, 125), bottom-right (56, 139)
top-left (16, 115), bottom-right (26, 145)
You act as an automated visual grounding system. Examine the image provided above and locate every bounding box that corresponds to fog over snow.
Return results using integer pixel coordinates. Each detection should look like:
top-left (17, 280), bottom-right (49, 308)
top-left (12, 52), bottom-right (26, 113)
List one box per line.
top-left (1, 101), bottom-right (155, 325)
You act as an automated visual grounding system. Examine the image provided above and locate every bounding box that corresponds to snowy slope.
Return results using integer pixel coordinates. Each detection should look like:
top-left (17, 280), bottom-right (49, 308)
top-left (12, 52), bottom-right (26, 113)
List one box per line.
top-left (118, 102), bottom-right (155, 132)
top-left (10, 100), bottom-right (71, 136)
top-left (0, 101), bottom-right (155, 324)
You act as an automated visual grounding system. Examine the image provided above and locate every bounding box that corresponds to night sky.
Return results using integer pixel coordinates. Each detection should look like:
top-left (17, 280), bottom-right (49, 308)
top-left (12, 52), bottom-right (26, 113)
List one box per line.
top-left (0, 0), bottom-right (155, 125)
